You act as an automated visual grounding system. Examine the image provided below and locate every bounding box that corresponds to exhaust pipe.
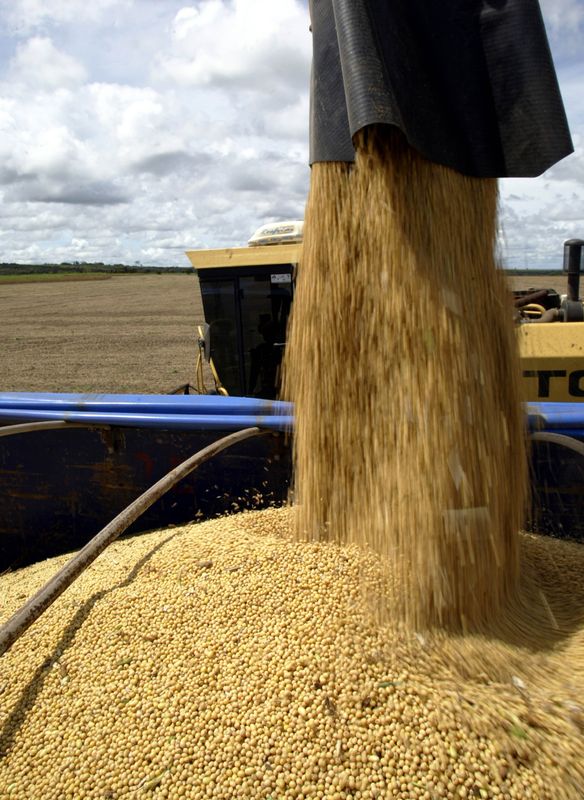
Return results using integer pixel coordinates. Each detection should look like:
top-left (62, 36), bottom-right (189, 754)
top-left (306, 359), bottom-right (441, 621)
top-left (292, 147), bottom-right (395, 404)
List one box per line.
top-left (563, 239), bottom-right (584, 302)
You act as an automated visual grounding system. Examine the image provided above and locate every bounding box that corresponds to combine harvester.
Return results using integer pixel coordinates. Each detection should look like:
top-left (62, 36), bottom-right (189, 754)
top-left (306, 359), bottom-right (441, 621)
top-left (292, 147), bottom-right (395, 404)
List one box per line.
top-left (1, 225), bottom-right (583, 573)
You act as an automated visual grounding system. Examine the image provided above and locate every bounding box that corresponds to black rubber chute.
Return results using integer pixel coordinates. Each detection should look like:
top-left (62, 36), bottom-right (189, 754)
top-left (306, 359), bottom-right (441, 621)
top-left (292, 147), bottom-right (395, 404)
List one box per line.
top-left (309, 0), bottom-right (573, 177)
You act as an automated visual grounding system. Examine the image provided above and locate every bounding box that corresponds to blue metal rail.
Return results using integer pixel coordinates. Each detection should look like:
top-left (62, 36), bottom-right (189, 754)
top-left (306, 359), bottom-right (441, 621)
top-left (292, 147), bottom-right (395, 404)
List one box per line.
top-left (0, 393), bottom-right (293, 432)
top-left (0, 393), bottom-right (582, 437)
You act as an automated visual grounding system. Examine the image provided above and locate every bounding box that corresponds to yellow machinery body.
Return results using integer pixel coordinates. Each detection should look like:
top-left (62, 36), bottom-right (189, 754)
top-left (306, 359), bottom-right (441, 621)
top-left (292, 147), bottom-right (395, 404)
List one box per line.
top-left (187, 243), bottom-right (584, 403)
top-left (519, 324), bottom-right (584, 402)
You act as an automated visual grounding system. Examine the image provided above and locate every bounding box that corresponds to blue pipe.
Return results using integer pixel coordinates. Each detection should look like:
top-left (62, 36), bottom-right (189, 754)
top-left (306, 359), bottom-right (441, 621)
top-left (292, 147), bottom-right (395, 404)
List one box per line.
top-left (527, 404), bottom-right (584, 429)
top-left (0, 408), bottom-right (293, 433)
top-left (0, 392), bottom-right (293, 418)
top-left (1, 394), bottom-right (583, 437)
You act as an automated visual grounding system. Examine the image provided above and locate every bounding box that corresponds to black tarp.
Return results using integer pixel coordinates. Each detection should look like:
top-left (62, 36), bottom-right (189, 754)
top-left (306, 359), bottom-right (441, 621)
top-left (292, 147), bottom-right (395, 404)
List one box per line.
top-left (309, 0), bottom-right (573, 176)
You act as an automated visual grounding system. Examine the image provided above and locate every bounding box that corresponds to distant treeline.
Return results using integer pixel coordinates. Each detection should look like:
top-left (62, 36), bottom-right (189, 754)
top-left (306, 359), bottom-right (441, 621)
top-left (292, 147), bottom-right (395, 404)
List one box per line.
top-left (0, 262), bottom-right (193, 276)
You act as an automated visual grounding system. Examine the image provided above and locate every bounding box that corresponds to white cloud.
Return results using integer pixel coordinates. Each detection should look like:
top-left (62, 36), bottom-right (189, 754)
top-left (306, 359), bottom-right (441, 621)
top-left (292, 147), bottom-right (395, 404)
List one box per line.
top-left (88, 83), bottom-right (168, 156)
top-left (540, 0), bottom-right (584, 35)
top-left (159, 0), bottom-right (311, 94)
top-left (8, 36), bottom-right (87, 89)
top-left (0, 98), bottom-right (18, 132)
top-left (20, 125), bottom-right (86, 176)
top-left (0, 0), bottom-right (312, 265)
top-left (1, 0), bottom-right (130, 31)
top-left (262, 93), bottom-right (310, 141)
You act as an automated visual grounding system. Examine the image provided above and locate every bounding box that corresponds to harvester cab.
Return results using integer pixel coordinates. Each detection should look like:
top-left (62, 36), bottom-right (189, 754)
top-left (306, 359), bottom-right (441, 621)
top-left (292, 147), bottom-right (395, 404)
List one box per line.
top-left (187, 222), bottom-right (301, 399)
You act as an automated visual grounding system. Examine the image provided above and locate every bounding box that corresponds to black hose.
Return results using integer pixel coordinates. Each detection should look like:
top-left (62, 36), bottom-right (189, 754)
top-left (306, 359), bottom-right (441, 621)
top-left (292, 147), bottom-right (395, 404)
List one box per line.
top-left (0, 426), bottom-right (265, 658)
top-left (514, 289), bottom-right (549, 309)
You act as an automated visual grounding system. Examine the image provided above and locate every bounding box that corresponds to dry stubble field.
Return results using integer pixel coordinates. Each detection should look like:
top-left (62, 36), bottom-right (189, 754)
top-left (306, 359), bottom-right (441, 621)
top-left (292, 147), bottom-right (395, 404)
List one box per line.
top-left (0, 274), bottom-right (207, 394)
top-left (0, 272), bottom-right (568, 394)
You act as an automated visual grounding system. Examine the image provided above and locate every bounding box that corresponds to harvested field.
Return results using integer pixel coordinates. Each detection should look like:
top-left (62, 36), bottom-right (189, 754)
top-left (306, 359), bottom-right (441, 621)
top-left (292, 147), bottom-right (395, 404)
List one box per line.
top-left (509, 274), bottom-right (566, 294)
top-left (0, 274), bottom-right (206, 394)
top-left (0, 271), bottom-right (566, 395)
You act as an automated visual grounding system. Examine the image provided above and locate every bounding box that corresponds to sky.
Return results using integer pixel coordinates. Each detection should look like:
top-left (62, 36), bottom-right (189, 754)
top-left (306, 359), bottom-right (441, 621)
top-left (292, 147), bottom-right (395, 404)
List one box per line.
top-left (0, 0), bottom-right (582, 269)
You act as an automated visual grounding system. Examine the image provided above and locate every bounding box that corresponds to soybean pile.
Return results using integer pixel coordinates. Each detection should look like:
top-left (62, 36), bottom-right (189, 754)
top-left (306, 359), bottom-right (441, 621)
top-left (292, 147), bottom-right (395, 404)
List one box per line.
top-left (283, 127), bottom-right (526, 631)
top-left (1, 507), bottom-right (584, 800)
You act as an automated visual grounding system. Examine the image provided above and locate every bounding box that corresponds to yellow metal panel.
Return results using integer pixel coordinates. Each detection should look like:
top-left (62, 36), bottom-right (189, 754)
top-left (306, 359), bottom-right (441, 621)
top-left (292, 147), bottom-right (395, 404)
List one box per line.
top-left (186, 244), bottom-right (302, 269)
top-left (518, 323), bottom-right (584, 402)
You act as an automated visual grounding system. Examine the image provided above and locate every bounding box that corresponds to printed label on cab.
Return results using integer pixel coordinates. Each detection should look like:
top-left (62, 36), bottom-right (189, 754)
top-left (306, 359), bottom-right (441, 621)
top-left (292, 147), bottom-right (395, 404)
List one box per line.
top-left (522, 369), bottom-right (584, 400)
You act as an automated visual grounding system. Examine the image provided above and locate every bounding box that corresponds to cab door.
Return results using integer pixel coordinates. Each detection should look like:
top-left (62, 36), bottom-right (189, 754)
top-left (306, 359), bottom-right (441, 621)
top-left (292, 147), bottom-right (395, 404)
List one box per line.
top-left (239, 272), bottom-right (293, 398)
